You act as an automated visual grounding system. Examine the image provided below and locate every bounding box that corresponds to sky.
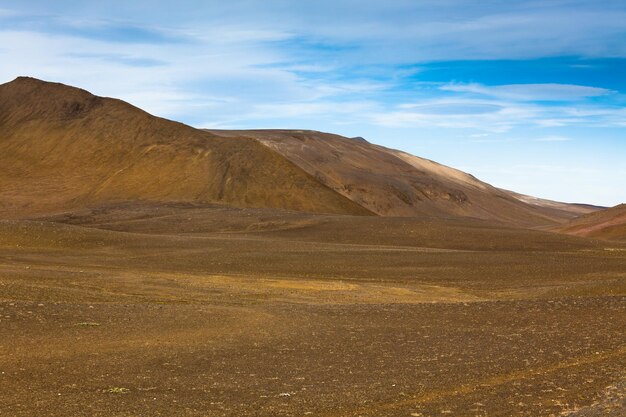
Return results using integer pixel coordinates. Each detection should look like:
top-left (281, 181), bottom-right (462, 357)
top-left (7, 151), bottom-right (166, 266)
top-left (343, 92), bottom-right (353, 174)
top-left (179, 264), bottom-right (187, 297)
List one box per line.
top-left (1, 1), bottom-right (625, 206)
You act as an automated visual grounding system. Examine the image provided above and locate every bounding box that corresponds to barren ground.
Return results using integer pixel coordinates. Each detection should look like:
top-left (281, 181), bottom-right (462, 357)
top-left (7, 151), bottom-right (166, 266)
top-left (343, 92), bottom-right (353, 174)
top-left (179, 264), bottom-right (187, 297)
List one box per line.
top-left (1, 203), bottom-right (625, 416)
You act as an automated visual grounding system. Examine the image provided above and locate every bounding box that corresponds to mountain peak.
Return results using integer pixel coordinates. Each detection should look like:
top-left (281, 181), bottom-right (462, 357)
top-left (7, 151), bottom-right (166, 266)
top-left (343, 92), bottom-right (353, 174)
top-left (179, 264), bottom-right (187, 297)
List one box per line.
top-left (3, 76), bottom-right (96, 98)
top-left (11, 75), bottom-right (46, 83)
top-left (0, 77), bottom-right (108, 122)
top-left (5, 76), bottom-right (86, 92)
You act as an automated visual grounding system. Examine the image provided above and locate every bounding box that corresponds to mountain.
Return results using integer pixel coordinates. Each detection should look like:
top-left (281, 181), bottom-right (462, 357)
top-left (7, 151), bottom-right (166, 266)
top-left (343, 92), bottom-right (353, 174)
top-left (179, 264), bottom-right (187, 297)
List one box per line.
top-left (556, 204), bottom-right (626, 241)
top-left (0, 77), bottom-right (598, 226)
top-left (0, 77), bottom-right (370, 218)
top-left (207, 129), bottom-right (597, 227)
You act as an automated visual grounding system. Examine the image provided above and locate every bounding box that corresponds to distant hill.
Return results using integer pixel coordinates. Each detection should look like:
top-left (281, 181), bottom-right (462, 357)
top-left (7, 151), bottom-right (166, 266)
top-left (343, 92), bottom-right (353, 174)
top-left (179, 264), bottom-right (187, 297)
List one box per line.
top-left (503, 190), bottom-right (603, 218)
top-left (557, 204), bottom-right (626, 241)
top-left (207, 129), bottom-right (598, 227)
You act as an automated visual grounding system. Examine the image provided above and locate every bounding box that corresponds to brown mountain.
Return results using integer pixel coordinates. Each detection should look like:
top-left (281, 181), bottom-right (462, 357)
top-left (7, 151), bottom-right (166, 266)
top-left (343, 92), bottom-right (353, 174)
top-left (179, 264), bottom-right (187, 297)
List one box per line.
top-left (208, 129), bottom-right (598, 227)
top-left (0, 77), bottom-right (597, 226)
top-left (0, 77), bottom-right (370, 218)
top-left (557, 204), bottom-right (626, 241)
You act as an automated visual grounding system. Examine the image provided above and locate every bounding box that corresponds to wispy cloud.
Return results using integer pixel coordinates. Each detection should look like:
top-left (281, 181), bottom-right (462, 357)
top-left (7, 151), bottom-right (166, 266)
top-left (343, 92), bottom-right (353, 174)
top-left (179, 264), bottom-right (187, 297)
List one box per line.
top-left (397, 101), bottom-right (503, 115)
top-left (66, 52), bottom-right (167, 67)
top-left (0, 8), bottom-right (18, 17)
top-left (440, 83), bottom-right (614, 101)
top-left (534, 135), bottom-right (573, 142)
top-left (0, 13), bottom-right (193, 44)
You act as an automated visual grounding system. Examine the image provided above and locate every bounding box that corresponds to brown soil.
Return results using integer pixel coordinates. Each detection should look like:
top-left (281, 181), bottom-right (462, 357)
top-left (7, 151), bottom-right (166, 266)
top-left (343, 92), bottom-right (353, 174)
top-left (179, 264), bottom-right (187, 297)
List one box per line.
top-left (1, 202), bottom-right (625, 416)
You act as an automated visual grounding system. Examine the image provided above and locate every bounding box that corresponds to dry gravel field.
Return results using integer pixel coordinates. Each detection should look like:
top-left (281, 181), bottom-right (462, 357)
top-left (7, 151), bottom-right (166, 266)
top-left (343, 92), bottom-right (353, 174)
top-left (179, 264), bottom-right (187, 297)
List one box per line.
top-left (1, 203), bottom-right (625, 416)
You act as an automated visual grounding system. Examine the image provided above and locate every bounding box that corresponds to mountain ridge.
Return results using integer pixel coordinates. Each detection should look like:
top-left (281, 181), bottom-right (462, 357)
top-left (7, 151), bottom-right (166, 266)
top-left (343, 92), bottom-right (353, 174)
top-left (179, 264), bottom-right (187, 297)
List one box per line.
top-left (207, 128), bottom-right (598, 226)
top-left (0, 77), bottom-right (599, 227)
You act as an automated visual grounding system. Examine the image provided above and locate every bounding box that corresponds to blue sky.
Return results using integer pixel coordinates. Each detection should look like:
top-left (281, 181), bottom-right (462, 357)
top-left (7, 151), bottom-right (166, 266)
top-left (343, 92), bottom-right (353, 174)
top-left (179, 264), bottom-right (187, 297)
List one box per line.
top-left (1, 1), bottom-right (625, 206)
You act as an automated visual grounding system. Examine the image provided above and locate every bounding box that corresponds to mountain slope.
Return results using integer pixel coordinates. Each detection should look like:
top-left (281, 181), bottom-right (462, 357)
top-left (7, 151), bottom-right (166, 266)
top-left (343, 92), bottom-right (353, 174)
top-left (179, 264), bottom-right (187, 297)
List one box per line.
top-left (208, 129), bottom-right (595, 227)
top-left (1, 77), bottom-right (599, 226)
top-left (557, 204), bottom-right (626, 241)
top-left (503, 191), bottom-right (601, 218)
top-left (0, 77), bottom-right (371, 218)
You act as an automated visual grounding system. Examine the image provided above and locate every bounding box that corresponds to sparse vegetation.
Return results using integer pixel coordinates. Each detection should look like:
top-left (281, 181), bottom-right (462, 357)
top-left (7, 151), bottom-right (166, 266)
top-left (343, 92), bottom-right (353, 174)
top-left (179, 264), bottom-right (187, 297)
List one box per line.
top-left (105, 387), bottom-right (130, 394)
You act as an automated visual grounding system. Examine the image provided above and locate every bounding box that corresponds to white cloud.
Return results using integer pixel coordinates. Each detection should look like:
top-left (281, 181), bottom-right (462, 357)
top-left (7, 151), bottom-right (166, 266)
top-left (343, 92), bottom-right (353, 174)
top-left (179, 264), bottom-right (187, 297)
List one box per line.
top-left (248, 101), bottom-right (378, 120)
top-left (0, 27), bottom-right (366, 124)
top-left (441, 83), bottom-right (614, 101)
top-left (534, 135), bottom-right (572, 142)
top-left (367, 96), bottom-right (626, 132)
top-left (0, 8), bottom-right (19, 17)
top-left (398, 100), bottom-right (503, 115)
